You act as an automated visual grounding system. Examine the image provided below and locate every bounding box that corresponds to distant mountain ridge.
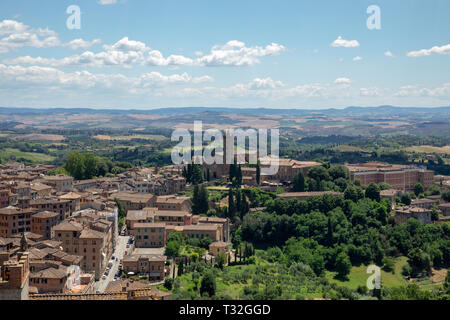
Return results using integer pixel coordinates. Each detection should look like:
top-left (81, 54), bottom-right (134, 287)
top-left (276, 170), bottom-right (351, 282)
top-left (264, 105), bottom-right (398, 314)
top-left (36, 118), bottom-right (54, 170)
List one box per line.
top-left (1, 105), bottom-right (450, 117)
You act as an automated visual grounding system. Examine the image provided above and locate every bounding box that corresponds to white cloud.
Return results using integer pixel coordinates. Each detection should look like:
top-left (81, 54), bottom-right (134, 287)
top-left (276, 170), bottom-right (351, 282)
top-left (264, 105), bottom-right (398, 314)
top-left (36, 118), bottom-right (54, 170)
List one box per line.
top-left (5, 37), bottom-right (286, 69)
top-left (407, 44), bottom-right (450, 57)
top-left (0, 63), bottom-right (213, 91)
top-left (334, 77), bottom-right (351, 85)
top-left (0, 20), bottom-right (60, 53)
top-left (394, 83), bottom-right (450, 97)
top-left (331, 36), bottom-right (360, 48)
top-left (197, 40), bottom-right (286, 67)
top-left (66, 38), bottom-right (101, 50)
top-left (98, 0), bottom-right (117, 4)
top-left (384, 51), bottom-right (395, 58)
top-left (360, 87), bottom-right (381, 97)
top-left (0, 20), bottom-right (28, 35)
top-left (247, 77), bottom-right (284, 90)
top-left (353, 56), bottom-right (363, 61)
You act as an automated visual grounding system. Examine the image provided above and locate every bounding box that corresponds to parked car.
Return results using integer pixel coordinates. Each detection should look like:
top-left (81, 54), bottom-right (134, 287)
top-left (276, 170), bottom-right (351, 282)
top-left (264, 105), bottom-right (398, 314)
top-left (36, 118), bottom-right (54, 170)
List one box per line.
top-left (102, 275), bottom-right (106, 280)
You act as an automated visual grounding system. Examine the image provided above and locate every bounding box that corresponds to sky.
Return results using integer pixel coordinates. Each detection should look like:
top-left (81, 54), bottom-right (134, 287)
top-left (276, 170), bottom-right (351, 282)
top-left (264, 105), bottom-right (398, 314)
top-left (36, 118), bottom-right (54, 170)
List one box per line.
top-left (0, 0), bottom-right (449, 110)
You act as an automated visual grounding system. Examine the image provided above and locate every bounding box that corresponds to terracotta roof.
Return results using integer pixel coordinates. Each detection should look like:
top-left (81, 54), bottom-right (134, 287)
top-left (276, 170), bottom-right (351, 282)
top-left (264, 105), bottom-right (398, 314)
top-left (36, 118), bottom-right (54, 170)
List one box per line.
top-left (53, 221), bottom-right (83, 232)
top-left (33, 211), bottom-right (59, 219)
top-left (30, 267), bottom-right (67, 279)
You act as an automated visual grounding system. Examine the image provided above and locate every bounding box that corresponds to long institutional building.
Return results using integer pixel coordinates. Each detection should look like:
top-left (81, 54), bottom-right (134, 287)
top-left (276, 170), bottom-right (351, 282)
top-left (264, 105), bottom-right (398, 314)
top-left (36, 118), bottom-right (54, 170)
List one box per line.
top-left (346, 162), bottom-right (434, 192)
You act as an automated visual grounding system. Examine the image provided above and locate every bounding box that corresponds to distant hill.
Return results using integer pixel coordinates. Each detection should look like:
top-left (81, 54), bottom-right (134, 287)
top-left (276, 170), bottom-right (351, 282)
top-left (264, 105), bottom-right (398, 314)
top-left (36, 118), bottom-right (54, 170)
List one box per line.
top-left (1, 105), bottom-right (450, 117)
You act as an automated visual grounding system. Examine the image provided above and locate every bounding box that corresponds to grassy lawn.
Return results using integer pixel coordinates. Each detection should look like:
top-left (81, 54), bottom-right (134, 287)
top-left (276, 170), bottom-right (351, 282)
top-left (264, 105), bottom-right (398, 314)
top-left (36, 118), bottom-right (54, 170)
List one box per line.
top-left (0, 148), bottom-right (55, 163)
top-left (326, 257), bottom-right (409, 290)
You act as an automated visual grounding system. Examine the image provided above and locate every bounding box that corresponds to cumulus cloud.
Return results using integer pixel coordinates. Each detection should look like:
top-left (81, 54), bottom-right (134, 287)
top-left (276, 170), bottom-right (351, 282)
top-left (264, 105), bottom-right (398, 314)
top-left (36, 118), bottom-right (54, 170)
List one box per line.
top-left (4, 37), bottom-right (286, 69)
top-left (0, 20), bottom-right (60, 53)
top-left (384, 51), bottom-right (395, 58)
top-left (407, 44), bottom-right (450, 57)
top-left (65, 38), bottom-right (101, 50)
top-left (197, 40), bottom-right (286, 67)
top-left (331, 36), bottom-right (360, 48)
top-left (0, 63), bottom-right (213, 91)
top-left (394, 83), bottom-right (450, 97)
top-left (334, 77), bottom-right (351, 85)
top-left (353, 56), bottom-right (363, 61)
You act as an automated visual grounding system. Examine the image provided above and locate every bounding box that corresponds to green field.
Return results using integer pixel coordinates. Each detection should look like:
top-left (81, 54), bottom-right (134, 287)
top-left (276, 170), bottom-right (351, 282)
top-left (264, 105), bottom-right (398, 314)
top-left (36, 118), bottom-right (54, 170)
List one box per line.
top-left (94, 134), bottom-right (168, 141)
top-left (326, 257), bottom-right (409, 290)
top-left (0, 148), bottom-right (55, 163)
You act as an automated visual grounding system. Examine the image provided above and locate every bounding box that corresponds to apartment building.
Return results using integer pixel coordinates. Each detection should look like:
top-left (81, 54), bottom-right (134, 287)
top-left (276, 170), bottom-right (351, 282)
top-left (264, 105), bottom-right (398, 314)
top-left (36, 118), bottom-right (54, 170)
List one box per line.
top-left (181, 224), bottom-right (223, 242)
top-left (32, 211), bottom-right (60, 240)
top-left (195, 216), bottom-right (230, 242)
top-left (109, 192), bottom-right (156, 212)
top-left (0, 189), bottom-right (9, 209)
top-left (347, 162), bottom-right (434, 191)
top-left (0, 207), bottom-right (36, 237)
top-left (42, 175), bottom-right (73, 193)
top-left (153, 210), bottom-right (193, 227)
top-left (122, 254), bottom-right (166, 281)
top-left (156, 195), bottom-right (191, 212)
top-left (125, 208), bottom-right (157, 230)
top-left (130, 223), bottom-right (166, 248)
top-left (30, 183), bottom-right (52, 200)
top-left (29, 268), bottom-right (68, 294)
top-left (52, 220), bottom-right (113, 280)
top-left (30, 198), bottom-right (73, 222)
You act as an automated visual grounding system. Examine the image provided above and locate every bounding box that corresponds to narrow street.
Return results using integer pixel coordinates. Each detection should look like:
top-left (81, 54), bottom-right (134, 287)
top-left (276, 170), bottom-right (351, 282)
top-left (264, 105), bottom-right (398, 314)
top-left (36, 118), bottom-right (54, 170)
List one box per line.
top-left (94, 235), bottom-right (130, 293)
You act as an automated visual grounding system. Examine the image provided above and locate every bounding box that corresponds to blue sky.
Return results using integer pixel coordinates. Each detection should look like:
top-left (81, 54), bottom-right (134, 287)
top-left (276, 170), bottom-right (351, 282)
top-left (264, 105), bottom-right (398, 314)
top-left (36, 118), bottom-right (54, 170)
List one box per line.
top-left (0, 0), bottom-right (449, 109)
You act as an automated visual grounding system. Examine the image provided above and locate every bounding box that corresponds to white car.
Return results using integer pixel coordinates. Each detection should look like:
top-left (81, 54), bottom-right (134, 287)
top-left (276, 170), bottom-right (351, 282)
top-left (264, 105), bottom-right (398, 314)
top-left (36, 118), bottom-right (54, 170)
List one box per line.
top-left (102, 275), bottom-right (107, 280)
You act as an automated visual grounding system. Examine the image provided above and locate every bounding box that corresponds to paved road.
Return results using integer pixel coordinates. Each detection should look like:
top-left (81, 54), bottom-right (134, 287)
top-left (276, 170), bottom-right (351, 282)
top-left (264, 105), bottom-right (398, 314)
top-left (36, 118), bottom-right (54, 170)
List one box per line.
top-left (94, 235), bottom-right (130, 293)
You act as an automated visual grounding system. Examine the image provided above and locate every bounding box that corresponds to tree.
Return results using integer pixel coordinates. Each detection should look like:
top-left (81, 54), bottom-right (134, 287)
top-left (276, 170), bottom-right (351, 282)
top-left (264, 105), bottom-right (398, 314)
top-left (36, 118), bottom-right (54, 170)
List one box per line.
top-left (329, 165), bottom-right (349, 180)
top-left (216, 253), bottom-right (226, 269)
top-left (227, 188), bottom-right (236, 219)
top-left (308, 166), bottom-right (330, 182)
top-left (256, 160), bottom-right (261, 185)
top-left (177, 262), bottom-right (184, 276)
top-left (164, 278), bottom-right (174, 290)
top-left (344, 185), bottom-right (358, 202)
top-left (83, 153), bottom-right (98, 179)
top-left (192, 185), bottom-right (209, 214)
top-left (400, 193), bottom-right (412, 206)
top-left (444, 270), bottom-right (450, 294)
top-left (292, 171), bottom-right (305, 192)
top-left (335, 252), bottom-right (352, 278)
top-left (165, 240), bottom-right (181, 257)
top-left (65, 151), bottom-right (85, 180)
top-left (191, 164), bottom-right (204, 185)
top-left (414, 183), bottom-right (424, 197)
top-left (114, 198), bottom-right (126, 220)
top-left (442, 190), bottom-right (450, 202)
top-left (431, 206), bottom-right (439, 222)
top-left (200, 272), bottom-right (216, 297)
top-left (365, 183), bottom-right (381, 202)
top-left (407, 248), bottom-right (431, 275)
